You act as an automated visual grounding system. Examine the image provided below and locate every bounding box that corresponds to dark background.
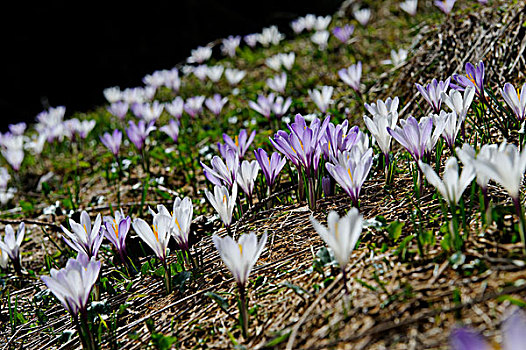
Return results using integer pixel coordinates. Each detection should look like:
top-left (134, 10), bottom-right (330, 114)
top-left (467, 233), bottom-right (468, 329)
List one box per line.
top-left (0, 0), bottom-right (343, 130)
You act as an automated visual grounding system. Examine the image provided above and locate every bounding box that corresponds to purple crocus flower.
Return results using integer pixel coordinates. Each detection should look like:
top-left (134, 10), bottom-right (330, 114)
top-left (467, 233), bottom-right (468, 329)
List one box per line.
top-left (501, 82), bottom-right (526, 121)
top-left (332, 24), bottom-right (355, 43)
top-left (107, 101), bottom-right (129, 120)
top-left (254, 148), bottom-right (287, 188)
top-left (326, 148), bottom-right (373, 207)
top-left (219, 129), bottom-right (256, 159)
top-left (434, 0), bottom-right (456, 14)
top-left (270, 114), bottom-right (330, 177)
top-left (387, 116), bottom-right (433, 162)
top-left (249, 93), bottom-right (275, 120)
top-left (205, 94), bottom-right (228, 116)
top-left (415, 77), bottom-right (451, 113)
top-left (321, 120), bottom-right (362, 162)
top-left (184, 96), bottom-right (205, 118)
top-left (201, 148), bottom-right (239, 188)
top-left (100, 129), bottom-right (122, 156)
top-left (159, 119), bottom-right (180, 143)
top-left (8, 123), bottom-right (26, 136)
top-left (450, 308), bottom-right (526, 350)
top-left (126, 120), bottom-right (156, 151)
top-left (103, 210), bottom-right (131, 264)
top-left (452, 61), bottom-right (485, 97)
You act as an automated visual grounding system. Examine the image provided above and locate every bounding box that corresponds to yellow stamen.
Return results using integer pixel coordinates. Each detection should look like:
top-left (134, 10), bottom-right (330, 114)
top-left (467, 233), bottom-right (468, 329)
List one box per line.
top-left (347, 168), bottom-right (353, 183)
top-left (238, 244), bottom-right (243, 255)
top-left (466, 73), bottom-right (476, 86)
top-left (113, 219), bottom-right (119, 238)
top-left (151, 224), bottom-right (159, 241)
top-left (235, 135), bottom-right (239, 147)
top-left (335, 222), bottom-right (339, 240)
top-left (518, 88), bottom-right (521, 101)
top-left (223, 194), bottom-right (227, 204)
top-left (175, 217), bottom-right (182, 232)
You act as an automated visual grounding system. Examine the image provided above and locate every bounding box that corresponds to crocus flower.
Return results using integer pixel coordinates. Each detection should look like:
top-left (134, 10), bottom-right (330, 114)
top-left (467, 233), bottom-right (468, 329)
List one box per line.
top-left (9, 122), bottom-right (26, 136)
top-left (415, 77), bottom-right (451, 113)
top-left (249, 93), bottom-right (275, 119)
top-left (338, 62), bottom-right (362, 92)
top-left (165, 97), bottom-right (184, 119)
top-left (41, 254), bottom-right (101, 316)
top-left (272, 96), bottom-right (293, 118)
top-left (265, 55), bottom-right (282, 71)
top-left (388, 116), bottom-right (433, 163)
top-left (170, 197), bottom-right (193, 252)
top-left (225, 68), bottom-right (246, 86)
top-left (472, 141), bottom-right (526, 202)
top-left (0, 245), bottom-right (8, 269)
top-left (132, 101), bottom-right (163, 123)
top-left (266, 73), bottom-right (287, 94)
top-left (206, 65), bottom-right (224, 83)
top-left (332, 24), bottom-right (354, 43)
top-left (321, 121), bottom-right (363, 163)
top-left (126, 120), bottom-right (156, 151)
top-left (193, 65), bottom-right (208, 81)
top-left (201, 148), bottom-right (239, 187)
top-left (280, 52), bottom-right (295, 71)
top-left (254, 148), bottom-right (287, 189)
top-left (221, 35), bottom-right (241, 57)
top-left (381, 49), bottom-right (408, 66)
top-left (441, 86), bottom-right (476, 123)
top-left (501, 82), bottom-right (526, 121)
top-left (61, 211), bottom-right (103, 259)
top-left (244, 33), bottom-right (258, 47)
top-left (257, 25), bottom-right (284, 47)
top-left (132, 214), bottom-right (172, 261)
top-left (184, 96), bottom-right (206, 118)
top-left (314, 15), bottom-right (331, 31)
top-left (0, 223), bottom-right (25, 273)
top-left (364, 97), bottom-right (399, 162)
top-left (205, 183), bottom-right (238, 229)
top-left (236, 160), bottom-right (260, 204)
top-left (326, 148), bottom-right (373, 207)
top-left (159, 119), bottom-right (180, 143)
top-left (103, 86), bottom-right (122, 103)
top-left (1, 146), bottom-right (24, 172)
top-left (419, 157), bottom-right (475, 206)
top-left (400, 0), bottom-right (418, 15)
top-left (435, 0), bottom-right (456, 14)
top-left (0, 167), bottom-right (10, 189)
top-left (100, 129), bottom-right (122, 156)
top-left (103, 210), bottom-right (131, 263)
top-left (311, 30), bottom-right (330, 50)
top-left (290, 18), bottom-right (305, 34)
top-left (452, 61), bottom-right (485, 97)
top-left (213, 231), bottom-right (267, 287)
top-left (309, 86), bottom-right (334, 113)
top-left (310, 208), bottom-right (363, 282)
top-left (205, 94), bottom-right (228, 116)
top-left (187, 46), bottom-right (212, 64)
top-left (220, 129), bottom-right (256, 159)
top-left (434, 110), bottom-right (461, 150)
top-left (303, 14), bottom-right (317, 31)
top-left (450, 308), bottom-right (526, 350)
top-left (107, 101), bottom-right (129, 120)
top-left (354, 8), bottom-right (371, 26)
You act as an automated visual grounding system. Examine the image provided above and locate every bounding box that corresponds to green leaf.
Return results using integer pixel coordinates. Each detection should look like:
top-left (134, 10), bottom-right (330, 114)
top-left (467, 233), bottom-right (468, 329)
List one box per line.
top-left (355, 278), bottom-right (377, 291)
top-left (264, 330), bottom-right (291, 347)
top-left (205, 291), bottom-right (230, 312)
top-left (173, 271), bottom-right (191, 293)
top-left (151, 333), bottom-right (178, 350)
top-left (386, 220), bottom-right (405, 242)
top-left (497, 295), bottom-right (526, 308)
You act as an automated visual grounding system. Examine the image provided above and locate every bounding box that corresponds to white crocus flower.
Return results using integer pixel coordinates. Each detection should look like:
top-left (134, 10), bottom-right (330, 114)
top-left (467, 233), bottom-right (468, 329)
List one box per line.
top-left (187, 46), bottom-right (212, 64)
top-left (310, 208), bottom-right (363, 272)
top-left (363, 111), bottom-right (398, 158)
top-left (381, 48), bottom-right (409, 66)
top-left (170, 197), bottom-right (193, 252)
top-left (338, 62), bottom-right (362, 92)
top-left (434, 110), bottom-right (461, 149)
top-left (236, 160), bottom-right (260, 203)
top-left (265, 55), bottom-right (282, 71)
top-left (280, 52), bottom-right (295, 70)
top-left (314, 15), bottom-right (332, 31)
top-left (132, 214), bottom-right (172, 261)
top-left (472, 141), bottom-right (526, 201)
top-left (309, 86), bottom-right (334, 113)
top-left (225, 68), bottom-right (246, 86)
top-left (456, 143), bottom-right (498, 191)
top-left (364, 96), bottom-right (399, 119)
top-left (61, 211), bottom-right (103, 259)
top-left (354, 8), bottom-right (371, 26)
top-left (103, 86), bottom-right (122, 103)
top-left (419, 157), bottom-right (475, 206)
top-left (266, 73), bottom-right (287, 93)
top-left (400, 0), bottom-right (418, 16)
top-left (0, 223), bottom-right (25, 271)
top-left (212, 231), bottom-right (267, 287)
top-left (441, 86), bottom-right (475, 122)
top-left (206, 65), bottom-right (224, 83)
top-left (0, 244), bottom-right (8, 269)
top-left (311, 30), bottom-right (330, 50)
top-left (205, 184), bottom-right (238, 228)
